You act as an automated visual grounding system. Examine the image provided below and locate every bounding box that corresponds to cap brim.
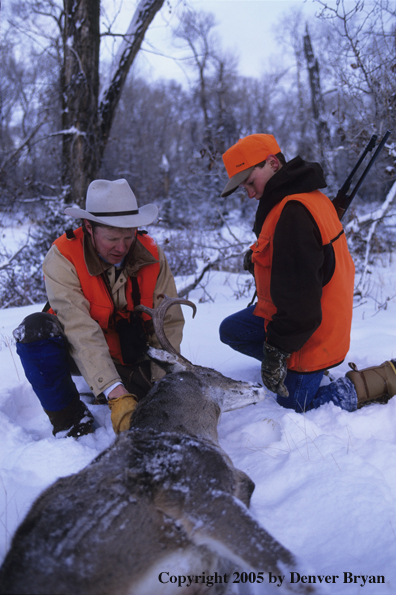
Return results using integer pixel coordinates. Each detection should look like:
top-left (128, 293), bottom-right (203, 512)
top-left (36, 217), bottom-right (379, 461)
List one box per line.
top-left (64, 203), bottom-right (159, 228)
top-left (221, 166), bottom-right (255, 197)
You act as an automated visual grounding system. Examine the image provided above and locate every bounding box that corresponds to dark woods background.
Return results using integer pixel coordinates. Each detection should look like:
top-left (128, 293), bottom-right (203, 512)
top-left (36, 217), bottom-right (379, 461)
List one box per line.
top-left (1, 0), bottom-right (396, 307)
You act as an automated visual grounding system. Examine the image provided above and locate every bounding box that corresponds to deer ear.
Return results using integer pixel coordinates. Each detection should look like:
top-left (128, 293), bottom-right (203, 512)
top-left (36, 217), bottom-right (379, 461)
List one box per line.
top-left (146, 346), bottom-right (188, 374)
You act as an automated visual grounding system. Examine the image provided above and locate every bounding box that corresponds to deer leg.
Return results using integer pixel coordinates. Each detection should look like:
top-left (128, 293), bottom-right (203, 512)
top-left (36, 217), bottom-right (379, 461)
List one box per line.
top-left (163, 492), bottom-right (313, 594)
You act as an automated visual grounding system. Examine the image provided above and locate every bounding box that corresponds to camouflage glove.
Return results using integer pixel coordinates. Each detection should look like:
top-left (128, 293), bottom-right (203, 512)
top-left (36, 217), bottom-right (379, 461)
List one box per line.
top-left (108, 393), bottom-right (138, 434)
top-left (243, 249), bottom-right (255, 276)
top-left (261, 343), bottom-right (290, 397)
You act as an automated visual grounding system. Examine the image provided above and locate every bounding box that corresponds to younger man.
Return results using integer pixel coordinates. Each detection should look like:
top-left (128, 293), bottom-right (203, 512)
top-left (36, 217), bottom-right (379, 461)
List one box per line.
top-left (219, 134), bottom-right (396, 412)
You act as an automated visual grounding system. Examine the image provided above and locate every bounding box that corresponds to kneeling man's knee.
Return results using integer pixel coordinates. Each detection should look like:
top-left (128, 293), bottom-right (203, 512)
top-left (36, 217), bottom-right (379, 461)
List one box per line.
top-left (13, 312), bottom-right (64, 344)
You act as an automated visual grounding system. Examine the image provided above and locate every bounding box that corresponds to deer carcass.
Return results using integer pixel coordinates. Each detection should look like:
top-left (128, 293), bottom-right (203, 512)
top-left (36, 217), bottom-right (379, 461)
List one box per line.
top-left (0, 296), bottom-right (314, 595)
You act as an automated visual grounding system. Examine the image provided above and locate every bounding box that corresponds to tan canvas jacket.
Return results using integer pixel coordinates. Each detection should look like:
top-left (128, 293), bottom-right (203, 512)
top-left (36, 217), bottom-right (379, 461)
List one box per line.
top-left (43, 232), bottom-right (184, 396)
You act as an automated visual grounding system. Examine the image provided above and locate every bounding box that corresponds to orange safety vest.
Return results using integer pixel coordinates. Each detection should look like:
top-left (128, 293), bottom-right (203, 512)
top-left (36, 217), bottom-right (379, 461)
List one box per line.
top-left (251, 191), bottom-right (355, 372)
top-left (50, 227), bottom-right (160, 364)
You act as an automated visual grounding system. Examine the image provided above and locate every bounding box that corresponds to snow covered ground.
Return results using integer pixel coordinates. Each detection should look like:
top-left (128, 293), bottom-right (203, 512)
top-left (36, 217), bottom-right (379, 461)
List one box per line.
top-left (1, 260), bottom-right (396, 593)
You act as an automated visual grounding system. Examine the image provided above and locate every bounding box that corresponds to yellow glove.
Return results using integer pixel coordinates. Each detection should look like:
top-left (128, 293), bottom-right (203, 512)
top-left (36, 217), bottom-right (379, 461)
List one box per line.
top-left (108, 393), bottom-right (138, 434)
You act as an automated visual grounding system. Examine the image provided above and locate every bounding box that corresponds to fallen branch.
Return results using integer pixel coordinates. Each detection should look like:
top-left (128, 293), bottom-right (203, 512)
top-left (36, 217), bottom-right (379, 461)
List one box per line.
top-left (345, 179), bottom-right (396, 232)
top-left (354, 180), bottom-right (396, 295)
top-left (177, 251), bottom-right (245, 298)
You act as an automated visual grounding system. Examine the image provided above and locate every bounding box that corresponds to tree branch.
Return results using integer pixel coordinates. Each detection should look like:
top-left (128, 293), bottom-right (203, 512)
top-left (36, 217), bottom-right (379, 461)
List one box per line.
top-left (0, 120), bottom-right (46, 171)
top-left (177, 251), bottom-right (245, 298)
top-left (98, 0), bottom-right (165, 158)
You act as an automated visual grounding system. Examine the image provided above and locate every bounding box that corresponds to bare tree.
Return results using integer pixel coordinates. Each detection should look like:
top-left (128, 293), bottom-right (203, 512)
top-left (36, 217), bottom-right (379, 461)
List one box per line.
top-left (315, 0), bottom-right (396, 134)
top-left (173, 10), bottom-right (217, 152)
top-left (6, 0), bottom-right (166, 206)
top-left (101, 76), bottom-right (192, 206)
top-left (172, 8), bottom-right (240, 161)
top-left (62, 0), bottom-right (166, 204)
top-left (272, 8), bottom-right (316, 159)
top-left (0, 18), bottom-right (62, 208)
top-left (303, 26), bottom-right (332, 166)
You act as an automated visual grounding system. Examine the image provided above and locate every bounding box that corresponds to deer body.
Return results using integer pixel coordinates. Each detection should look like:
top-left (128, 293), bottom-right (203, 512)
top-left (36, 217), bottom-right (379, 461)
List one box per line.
top-left (0, 299), bottom-right (314, 595)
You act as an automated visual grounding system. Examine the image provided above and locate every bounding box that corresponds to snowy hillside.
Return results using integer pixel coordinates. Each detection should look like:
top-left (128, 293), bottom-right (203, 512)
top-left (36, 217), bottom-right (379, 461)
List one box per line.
top-left (1, 265), bottom-right (396, 594)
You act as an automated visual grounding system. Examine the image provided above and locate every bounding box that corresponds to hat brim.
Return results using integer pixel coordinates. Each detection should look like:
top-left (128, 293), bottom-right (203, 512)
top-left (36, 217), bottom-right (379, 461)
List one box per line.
top-left (221, 166), bottom-right (255, 197)
top-left (64, 203), bottom-right (159, 228)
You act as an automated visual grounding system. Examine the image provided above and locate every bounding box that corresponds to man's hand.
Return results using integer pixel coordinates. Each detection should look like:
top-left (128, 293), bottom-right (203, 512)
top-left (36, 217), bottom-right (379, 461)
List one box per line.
top-left (108, 392), bottom-right (138, 434)
top-left (108, 384), bottom-right (129, 400)
top-left (261, 343), bottom-right (290, 397)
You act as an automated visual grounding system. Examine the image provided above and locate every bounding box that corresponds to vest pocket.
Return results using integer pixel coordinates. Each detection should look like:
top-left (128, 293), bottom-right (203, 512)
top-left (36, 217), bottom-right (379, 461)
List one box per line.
top-left (250, 235), bottom-right (271, 267)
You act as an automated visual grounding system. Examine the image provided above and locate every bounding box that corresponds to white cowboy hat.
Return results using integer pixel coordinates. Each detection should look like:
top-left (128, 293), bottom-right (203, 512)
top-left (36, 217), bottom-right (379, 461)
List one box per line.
top-left (64, 179), bottom-right (158, 228)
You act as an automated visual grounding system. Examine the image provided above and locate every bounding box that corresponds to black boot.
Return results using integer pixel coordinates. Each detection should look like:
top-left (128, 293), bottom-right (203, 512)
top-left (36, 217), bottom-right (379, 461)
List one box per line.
top-left (45, 396), bottom-right (94, 438)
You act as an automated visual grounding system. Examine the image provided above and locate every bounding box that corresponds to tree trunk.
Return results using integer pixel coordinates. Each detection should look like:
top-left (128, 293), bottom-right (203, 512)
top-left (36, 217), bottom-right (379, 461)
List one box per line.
top-left (62, 0), bottom-right (165, 206)
top-left (303, 27), bottom-right (331, 162)
top-left (62, 0), bottom-right (100, 205)
top-left (98, 0), bottom-right (165, 163)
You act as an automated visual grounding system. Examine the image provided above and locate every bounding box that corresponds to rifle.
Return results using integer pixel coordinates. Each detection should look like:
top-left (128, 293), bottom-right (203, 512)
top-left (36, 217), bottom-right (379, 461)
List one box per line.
top-left (332, 130), bottom-right (391, 220)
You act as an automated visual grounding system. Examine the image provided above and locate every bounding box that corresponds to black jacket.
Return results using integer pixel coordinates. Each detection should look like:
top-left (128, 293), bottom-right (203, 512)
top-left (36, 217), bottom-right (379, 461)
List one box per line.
top-left (254, 157), bottom-right (338, 355)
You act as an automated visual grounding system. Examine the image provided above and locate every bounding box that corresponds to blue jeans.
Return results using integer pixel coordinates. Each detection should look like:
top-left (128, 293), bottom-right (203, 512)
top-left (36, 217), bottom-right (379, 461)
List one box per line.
top-left (13, 312), bottom-right (82, 412)
top-left (16, 336), bottom-right (80, 411)
top-left (219, 306), bottom-right (357, 413)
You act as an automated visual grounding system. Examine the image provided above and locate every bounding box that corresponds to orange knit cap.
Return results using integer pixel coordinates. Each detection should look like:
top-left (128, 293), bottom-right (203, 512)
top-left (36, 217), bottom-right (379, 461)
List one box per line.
top-left (221, 134), bottom-right (281, 197)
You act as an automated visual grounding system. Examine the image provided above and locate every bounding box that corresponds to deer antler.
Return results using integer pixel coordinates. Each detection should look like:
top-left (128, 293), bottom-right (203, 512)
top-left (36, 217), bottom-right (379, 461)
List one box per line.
top-left (135, 294), bottom-right (196, 360)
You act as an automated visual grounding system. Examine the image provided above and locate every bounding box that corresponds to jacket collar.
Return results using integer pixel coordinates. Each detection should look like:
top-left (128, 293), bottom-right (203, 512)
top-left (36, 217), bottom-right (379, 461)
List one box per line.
top-left (253, 156), bottom-right (327, 237)
top-left (83, 232), bottom-right (158, 277)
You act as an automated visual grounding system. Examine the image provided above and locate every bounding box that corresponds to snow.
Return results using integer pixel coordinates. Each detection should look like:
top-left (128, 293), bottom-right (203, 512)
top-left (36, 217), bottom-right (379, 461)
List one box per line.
top-left (1, 260), bottom-right (396, 593)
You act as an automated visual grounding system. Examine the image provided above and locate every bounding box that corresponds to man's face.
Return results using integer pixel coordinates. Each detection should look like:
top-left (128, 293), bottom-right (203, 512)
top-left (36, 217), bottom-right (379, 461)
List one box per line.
top-left (85, 221), bottom-right (136, 264)
top-left (239, 156), bottom-right (280, 200)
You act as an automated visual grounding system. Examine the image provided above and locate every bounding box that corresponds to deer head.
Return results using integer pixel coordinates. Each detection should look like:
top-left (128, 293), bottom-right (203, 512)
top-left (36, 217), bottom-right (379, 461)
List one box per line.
top-left (136, 294), bottom-right (268, 413)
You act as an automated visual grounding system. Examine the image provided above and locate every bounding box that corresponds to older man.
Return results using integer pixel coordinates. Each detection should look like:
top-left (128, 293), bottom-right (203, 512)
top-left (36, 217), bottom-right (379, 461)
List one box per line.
top-left (14, 179), bottom-right (184, 437)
